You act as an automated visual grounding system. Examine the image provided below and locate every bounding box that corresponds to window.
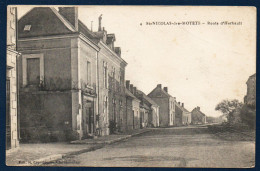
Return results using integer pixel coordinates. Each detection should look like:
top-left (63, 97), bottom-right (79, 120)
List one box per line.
top-left (22, 54), bottom-right (44, 86)
top-left (87, 61), bottom-right (91, 85)
top-left (27, 58), bottom-right (40, 85)
top-left (103, 61), bottom-right (108, 88)
top-left (24, 25), bottom-right (31, 31)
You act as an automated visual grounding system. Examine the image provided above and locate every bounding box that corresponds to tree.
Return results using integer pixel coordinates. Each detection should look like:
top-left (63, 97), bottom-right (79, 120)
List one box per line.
top-left (215, 99), bottom-right (243, 124)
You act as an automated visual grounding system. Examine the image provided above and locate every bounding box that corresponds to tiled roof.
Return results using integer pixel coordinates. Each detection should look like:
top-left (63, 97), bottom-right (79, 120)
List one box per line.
top-left (126, 89), bottom-right (139, 101)
top-left (137, 90), bottom-right (158, 107)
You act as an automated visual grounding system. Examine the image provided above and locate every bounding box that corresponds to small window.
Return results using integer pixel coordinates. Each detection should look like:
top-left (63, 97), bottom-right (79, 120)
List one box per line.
top-left (24, 25), bottom-right (31, 31)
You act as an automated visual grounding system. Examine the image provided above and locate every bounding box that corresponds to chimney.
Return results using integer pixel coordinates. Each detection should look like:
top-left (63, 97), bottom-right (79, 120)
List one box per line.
top-left (197, 106), bottom-right (200, 110)
top-left (59, 7), bottom-right (78, 31)
top-left (98, 14), bottom-right (102, 31)
top-left (130, 84), bottom-right (133, 93)
top-left (182, 103), bottom-right (184, 107)
top-left (126, 80), bottom-right (130, 90)
top-left (178, 102), bottom-right (180, 105)
top-left (133, 87), bottom-right (137, 95)
top-left (157, 84), bottom-right (162, 89)
top-left (163, 87), bottom-right (168, 92)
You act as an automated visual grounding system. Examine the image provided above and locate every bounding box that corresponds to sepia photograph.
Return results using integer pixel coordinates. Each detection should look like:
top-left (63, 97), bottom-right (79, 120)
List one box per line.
top-left (6, 5), bottom-right (256, 168)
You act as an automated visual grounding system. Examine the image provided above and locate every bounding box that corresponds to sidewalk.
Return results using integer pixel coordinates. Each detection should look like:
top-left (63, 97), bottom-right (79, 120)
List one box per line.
top-left (6, 128), bottom-right (150, 166)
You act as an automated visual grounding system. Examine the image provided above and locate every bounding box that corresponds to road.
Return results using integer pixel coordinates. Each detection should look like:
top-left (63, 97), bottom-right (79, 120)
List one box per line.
top-left (49, 125), bottom-right (255, 168)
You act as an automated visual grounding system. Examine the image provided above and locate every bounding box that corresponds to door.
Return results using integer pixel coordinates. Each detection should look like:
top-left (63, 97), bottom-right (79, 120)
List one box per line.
top-left (6, 79), bottom-right (11, 150)
top-left (83, 102), bottom-right (94, 137)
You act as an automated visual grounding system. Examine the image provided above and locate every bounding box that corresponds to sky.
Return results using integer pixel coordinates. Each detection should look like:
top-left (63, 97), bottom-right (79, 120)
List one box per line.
top-left (16, 6), bottom-right (256, 117)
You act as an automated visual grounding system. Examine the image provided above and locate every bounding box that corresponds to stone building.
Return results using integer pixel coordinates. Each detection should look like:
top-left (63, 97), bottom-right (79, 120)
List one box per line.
top-left (191, 107), bottom-right (207, 125)
top-left (81, 15), bottom-right (127, 135)
top-left (175, 102), bottom-right (191, 126)
top-left (135, 89), bottom-right (160, 128)
top-left (148, 84), bottom-right (175, 127)
top-left (6, 6), bottom-right (20, 150)
top-left (17, 7), bottom-right (127, 141)
top-left (244, 73), bottom-right (256, 106)
top-left (125, 81), bottom-right (140, 130)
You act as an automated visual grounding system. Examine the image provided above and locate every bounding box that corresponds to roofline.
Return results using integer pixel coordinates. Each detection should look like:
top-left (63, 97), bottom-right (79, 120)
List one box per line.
top-left (18, 33), bottom-right (100, 51)
top-left (50, 7), bottom-right (76, 32)
top-left (99, 41), bottom-right (127, 66)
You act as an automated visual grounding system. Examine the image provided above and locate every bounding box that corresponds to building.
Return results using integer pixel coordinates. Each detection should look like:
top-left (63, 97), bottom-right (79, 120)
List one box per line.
top-left (244, 73), bottom-right (256, 106)
top-left (18, 7), bottom-right (100, 141)
top-left (148, 84), bottom-right (175, 127)
top-left (191, 107), bottom-right (207, 125)
top-left (135, 89), bottom-right (160, 128)
top-left (125, 81), bottom-right (140, 130)
top-left (175, 102), bottom-right (191, 126)
top-left (17, 7), bottom-right (128, 141)
top-left (80, 14), bottom-right (127, 135)
top-left (6, 6), bottom-right (20, 150)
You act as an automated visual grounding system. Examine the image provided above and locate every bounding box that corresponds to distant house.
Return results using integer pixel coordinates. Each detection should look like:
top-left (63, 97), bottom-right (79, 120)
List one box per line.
top-left (148, 84), bottom-right (175, 127)
top-left (244, 73), bottom-right (256, 106)
top-left (125, 81), bottom-right (140, 130)
top-left (135, 89), bottom-right (160, 128)
top-left (191, 107), bottom-right (207, 125)
top-left (175, 102), bottom-right (191, 126)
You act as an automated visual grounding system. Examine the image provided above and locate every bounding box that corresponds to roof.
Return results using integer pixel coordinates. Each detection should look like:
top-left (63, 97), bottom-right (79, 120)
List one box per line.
top-left (191, 108), bottom-right (206, 116)
top-left (18, 7), bottom-right (76, 38)
top-left (175, 103), bottom-right (190, 113)
top-left (136, 90), bottom-right (159, 107)
top-left (147, 86), bottom-right (173, 99)
top-left (126, 89), bottom-right (140, 101)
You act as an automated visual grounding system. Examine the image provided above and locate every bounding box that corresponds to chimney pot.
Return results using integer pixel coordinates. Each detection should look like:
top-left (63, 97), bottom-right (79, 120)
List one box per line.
top-left (163, 87), bottom-right (168, 92)
top-left (98, 14), bottom-right (102, 31)
top-left (157, 84), bottom-right (162, 89)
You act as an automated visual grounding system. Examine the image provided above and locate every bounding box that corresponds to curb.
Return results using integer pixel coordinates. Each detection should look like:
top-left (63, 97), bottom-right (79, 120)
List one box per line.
top-left (30, 129), bottom-right (151, 165)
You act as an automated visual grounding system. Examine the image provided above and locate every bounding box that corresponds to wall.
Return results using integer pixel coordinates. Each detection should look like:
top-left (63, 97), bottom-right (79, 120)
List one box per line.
top-left (175, 105), bottom-right (183, 126)
top-left (150, 97), bottom-right (169, 127)
top-left (98, 43), bottom-right (126, 134)
top-left (18, 37), bottom-right (72, 90)
top-left (126, 97), bottom-right (134, 130)
top-left (132, 99), bottom-right (140, 129)
top-left (19, 91), bottom-right (73, 142)
top-left (6, 6), bottom-right (19, 149)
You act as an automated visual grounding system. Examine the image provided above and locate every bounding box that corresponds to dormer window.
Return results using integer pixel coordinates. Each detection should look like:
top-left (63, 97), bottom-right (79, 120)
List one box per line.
top-left (24, 25), bottom-right (31, 31)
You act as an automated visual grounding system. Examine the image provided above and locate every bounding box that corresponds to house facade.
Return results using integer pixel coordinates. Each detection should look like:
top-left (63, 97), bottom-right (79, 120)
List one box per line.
top-left (175, 102), bottom-right (191, 126)
top-left (148, 84), bottom-right (175, 127)
top-left (135, 89), bottom-right (160, 128)
top-left (6, 6), bottom-right (20, 150)
top-left (125, 81), bottom-right (140, 130)
top-left (17, 7), bottom-right (128, 141)
top-left (191, 107), bottom-right (207, 125)
top-left (18, 7), bottom-right (100, 141)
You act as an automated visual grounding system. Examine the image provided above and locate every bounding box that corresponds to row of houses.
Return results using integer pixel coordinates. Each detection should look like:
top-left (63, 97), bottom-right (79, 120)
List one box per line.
top-left (6, 7), bottom-right (208, 149)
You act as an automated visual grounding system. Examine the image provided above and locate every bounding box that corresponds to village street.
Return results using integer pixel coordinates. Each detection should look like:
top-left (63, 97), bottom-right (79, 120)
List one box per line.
top-left (46, 125), bottom-right (255, 168)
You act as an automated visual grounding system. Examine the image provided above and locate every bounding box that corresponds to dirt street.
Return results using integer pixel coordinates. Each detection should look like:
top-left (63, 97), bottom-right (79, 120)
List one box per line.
top-left (46, 126), bottom-right (255, 168)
